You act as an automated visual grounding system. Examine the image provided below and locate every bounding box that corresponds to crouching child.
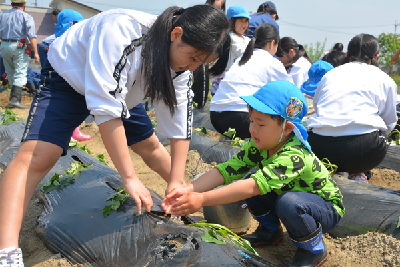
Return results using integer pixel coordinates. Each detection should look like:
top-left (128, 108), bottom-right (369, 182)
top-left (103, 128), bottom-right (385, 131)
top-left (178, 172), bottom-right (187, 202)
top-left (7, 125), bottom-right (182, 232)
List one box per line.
top-left (162, 80), bottom-right (345, 267)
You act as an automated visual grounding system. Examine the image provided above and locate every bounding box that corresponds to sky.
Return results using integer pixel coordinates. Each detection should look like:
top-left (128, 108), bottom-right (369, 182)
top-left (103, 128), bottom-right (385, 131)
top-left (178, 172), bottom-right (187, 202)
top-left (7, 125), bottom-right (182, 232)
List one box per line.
top-left (5, 0), bottom-right (400, 52)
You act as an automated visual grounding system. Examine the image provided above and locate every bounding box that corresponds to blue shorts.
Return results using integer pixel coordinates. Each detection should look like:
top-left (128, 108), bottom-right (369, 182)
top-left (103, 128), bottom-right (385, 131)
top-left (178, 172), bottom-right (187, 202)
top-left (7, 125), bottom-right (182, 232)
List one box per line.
top-left (22, 72), bottom-right (154, 156)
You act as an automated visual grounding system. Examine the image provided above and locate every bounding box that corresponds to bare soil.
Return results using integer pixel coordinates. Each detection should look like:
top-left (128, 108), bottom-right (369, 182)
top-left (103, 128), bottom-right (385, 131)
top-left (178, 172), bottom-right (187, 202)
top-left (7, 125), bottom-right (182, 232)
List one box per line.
top-left (1, 92), bottom-right (400, 267)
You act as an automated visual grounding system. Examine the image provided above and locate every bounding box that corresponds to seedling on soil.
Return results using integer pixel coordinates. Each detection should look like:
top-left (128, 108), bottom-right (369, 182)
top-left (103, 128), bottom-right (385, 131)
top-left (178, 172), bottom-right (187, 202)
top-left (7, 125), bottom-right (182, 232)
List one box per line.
top-left (222, 128), bottom-right (245, 147)
top-left (96, 154), bottom-right (107, 165)
top-left (38, 161), bottom-right (92, 194)
top-left (189, 220), bottom-right (259, 256)
top-left (397, 216), bottom-right (400, 229)
top-left (103, 187), bottom-right (129, 218)
top-left (0, 107), bottom-right (20, 125)
top-left (195, 127), bottom-right (207, 134)
top-left (69, 140), bottom-right (107, 165)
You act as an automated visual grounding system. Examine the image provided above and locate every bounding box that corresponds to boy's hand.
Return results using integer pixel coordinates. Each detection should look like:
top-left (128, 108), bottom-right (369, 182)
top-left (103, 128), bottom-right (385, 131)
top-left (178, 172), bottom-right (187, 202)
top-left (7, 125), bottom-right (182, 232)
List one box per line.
top-left (123, 177), bottom-right (153, 214)
top-left (167, 192), bottom-right (204, 216)
top-left (162, 185), bottom-right (192, 214)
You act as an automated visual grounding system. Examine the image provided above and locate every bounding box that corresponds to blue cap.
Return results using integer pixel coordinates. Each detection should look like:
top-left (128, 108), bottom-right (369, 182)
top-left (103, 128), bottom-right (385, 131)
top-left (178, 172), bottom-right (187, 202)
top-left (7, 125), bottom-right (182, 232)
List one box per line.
top-left (300, 60), bottom-right (333, 97)
top-left (241, 80), bottom-right (311, 151)
top-left (227, 5), bottom-right (251, 20)
top-left (263, 1), bottom-right (277, 12)
top-left (55, 9), bottom-right (84, 38)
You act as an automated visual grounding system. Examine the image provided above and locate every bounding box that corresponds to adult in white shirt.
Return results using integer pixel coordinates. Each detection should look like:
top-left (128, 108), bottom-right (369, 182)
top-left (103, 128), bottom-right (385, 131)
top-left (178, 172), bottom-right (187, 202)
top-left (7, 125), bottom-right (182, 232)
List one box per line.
top-left (0, 5), bottom-right (231, 266)
top-left (307, 34), bottom-right (397, 183)
top-left (210, 23), bottom-right (293, 139)
top-left (277, 37), bottom-right (312, 89)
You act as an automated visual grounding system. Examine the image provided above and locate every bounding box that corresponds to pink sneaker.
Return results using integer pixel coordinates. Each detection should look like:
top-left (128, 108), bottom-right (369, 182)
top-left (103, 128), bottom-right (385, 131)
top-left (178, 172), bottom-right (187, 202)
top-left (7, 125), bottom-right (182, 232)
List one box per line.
top-left (72, 127), bottom-right (91, 141)
top-left (349, 173), bottom-right (368, 184)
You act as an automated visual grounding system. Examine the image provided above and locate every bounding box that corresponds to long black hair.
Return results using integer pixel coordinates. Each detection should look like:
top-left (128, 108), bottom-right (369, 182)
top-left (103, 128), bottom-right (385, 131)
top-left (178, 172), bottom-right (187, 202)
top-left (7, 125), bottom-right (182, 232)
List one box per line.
top-left (141, 5), bottom-right (230, 115)
top-left (205, 0), bottom-right (226, 11)
top-left (322, 51), bottom-right (346, 67)
top-left (276, 37), bottom-right (311, 67)
top-left (239, 23), bottom-right (279, 66)
top-left (347, 34), bottom-right (379, 66)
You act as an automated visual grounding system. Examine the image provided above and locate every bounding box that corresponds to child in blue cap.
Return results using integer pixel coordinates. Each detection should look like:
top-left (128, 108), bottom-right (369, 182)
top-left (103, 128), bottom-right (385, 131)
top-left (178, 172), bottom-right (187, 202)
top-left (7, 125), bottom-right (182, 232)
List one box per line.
top-left (300, 60), bottom-right (334, 97)
top-left (163, 80), bottom-right (344, 267)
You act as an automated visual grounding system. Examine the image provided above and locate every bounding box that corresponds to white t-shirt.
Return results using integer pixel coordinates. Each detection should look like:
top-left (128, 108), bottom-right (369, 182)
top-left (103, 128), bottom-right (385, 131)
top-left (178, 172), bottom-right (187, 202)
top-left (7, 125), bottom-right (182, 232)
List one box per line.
top-left (48, 9), bottom-right (193, 139)
top-left (210, 49), bottom-right (293, 112)
top-left (226, 32), bottom-right (250, 71)
top-left (289, 56), bottom-right (312, 89)
top-left (307, 62), bottom-right (398, 136)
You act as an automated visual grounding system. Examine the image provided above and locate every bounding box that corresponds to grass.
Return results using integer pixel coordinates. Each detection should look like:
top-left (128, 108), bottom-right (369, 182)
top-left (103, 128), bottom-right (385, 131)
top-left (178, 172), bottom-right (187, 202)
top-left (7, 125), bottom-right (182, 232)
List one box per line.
top-left (391, 73), bottom-right (400, 93)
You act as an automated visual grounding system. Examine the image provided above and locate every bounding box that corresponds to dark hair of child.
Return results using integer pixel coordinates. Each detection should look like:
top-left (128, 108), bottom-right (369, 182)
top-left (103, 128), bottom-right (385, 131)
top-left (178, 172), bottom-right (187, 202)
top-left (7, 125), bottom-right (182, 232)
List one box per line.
top-left (256, 3), bottom-right (279, 20)
top-left (332, 43), bottom-right (343, 52)
top-left (347, 34), bottom-right (379, 66)
top-left (11, 2), bottom-right (24, 7)
top-left (322, 50), bottom-right (346, 67)
top-left (52, 9), bottom-right (61, 16)
top-left (276, 37), bottom-right (312, 67)
top-left (239, 23), bottom-right (279, 66)
top-left (141, 5), bottom-right (230, 115)
top-left (248, 105), bottom-right (286, 125)
top-left (230, 17), bottom-right (249, 36)
top-left (205, 0), bottom-right (226, 11)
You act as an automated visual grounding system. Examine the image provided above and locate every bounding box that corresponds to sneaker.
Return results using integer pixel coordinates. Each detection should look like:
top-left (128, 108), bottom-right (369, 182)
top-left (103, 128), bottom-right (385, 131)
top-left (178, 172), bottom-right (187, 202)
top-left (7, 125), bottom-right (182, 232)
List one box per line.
top-left (0, 247), bottom-right (24, 267)
top-left (349, 173), bottom-right (368, 184)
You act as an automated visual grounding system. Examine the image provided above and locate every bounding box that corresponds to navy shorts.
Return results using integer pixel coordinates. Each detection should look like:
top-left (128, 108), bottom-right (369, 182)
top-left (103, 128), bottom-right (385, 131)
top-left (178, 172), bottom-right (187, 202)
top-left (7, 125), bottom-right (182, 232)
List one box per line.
top-left (22, 72), bottom-right (154, 156)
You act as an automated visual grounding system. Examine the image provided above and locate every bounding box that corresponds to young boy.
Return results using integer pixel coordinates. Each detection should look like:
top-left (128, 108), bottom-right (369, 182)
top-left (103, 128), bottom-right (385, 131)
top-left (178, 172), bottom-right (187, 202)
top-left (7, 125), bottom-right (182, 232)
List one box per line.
top-left (162, 80), bottom-right (344, 267)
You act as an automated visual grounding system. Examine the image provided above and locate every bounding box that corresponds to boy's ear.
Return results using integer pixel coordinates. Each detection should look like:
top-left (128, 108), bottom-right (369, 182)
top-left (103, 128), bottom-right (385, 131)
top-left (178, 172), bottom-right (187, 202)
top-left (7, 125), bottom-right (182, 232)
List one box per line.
top-left (284, 121), bottom-right (295, 136)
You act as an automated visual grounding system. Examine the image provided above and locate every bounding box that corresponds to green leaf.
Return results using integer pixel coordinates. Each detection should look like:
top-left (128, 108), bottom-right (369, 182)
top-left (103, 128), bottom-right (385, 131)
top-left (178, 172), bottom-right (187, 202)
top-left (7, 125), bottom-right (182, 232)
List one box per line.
top-left (201, 230), bottom-right (226, 244)
top-left (228, 235), bottom-right (243, 247)
top-left (397, 216), bottom-right (400, 229)
top-left (223, 128), bottom-right (236, 139)
top-left (216, 229), bottom-right (229, 237)
top-left (111, 200), bottom-right (121, 210)
top-left (195, 127), bottom-right (207, 134)
top-left (42, 184), bottom-right (59, 194)
top-left (103, 204), bottom-right (114, 218)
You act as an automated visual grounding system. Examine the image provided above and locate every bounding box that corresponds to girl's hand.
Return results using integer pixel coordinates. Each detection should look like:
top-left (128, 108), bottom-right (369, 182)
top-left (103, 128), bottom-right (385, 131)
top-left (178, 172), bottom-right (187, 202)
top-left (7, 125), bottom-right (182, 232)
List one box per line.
top-left (165, 180), bottom-right (186, 196)
top-left (123, 177), bottom-right (153, 214)
top-left (168, 192), bottom-right (204, 216)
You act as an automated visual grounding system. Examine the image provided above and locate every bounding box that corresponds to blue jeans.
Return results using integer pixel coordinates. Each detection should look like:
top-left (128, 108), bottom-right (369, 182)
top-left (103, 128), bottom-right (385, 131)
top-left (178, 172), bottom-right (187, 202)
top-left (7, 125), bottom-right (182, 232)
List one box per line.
top-left (245, 191), bottom-right (342, 238)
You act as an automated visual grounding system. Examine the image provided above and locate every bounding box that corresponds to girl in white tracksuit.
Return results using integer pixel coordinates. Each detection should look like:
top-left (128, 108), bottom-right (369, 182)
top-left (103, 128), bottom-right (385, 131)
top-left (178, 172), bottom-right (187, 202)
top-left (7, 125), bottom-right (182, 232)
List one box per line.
top-left (210, 23), bottom-right (293, 139)
top-left (307, 34), bottom-right (397, 182)
top-left (0, 6), bottom-right (231, 266)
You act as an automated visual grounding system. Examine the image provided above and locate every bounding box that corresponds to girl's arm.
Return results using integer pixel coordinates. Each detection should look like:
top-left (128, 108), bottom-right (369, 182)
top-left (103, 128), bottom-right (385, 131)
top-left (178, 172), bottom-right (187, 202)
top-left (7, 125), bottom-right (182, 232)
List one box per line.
top-left (99, 118), bottom-right (153, 214)
top-left (167, 138), bottom-right (190, 194)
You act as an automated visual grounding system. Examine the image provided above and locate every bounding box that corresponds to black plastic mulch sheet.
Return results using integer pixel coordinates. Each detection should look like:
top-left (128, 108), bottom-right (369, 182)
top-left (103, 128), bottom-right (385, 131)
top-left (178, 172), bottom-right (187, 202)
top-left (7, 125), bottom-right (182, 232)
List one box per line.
top-left (330, 175), bottom-right (400, 240)
top-left (34, 148), bottom-right (273, 266)
top-left (188, 131), bottom-right (240, 165)
top-left (0, 120), bottom-right (26, 169)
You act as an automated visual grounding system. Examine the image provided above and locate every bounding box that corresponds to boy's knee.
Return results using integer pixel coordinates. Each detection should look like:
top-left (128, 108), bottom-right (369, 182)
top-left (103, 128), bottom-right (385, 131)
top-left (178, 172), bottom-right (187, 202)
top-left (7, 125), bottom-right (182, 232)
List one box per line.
top-left (276, 193), bottom-right (305, 217)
